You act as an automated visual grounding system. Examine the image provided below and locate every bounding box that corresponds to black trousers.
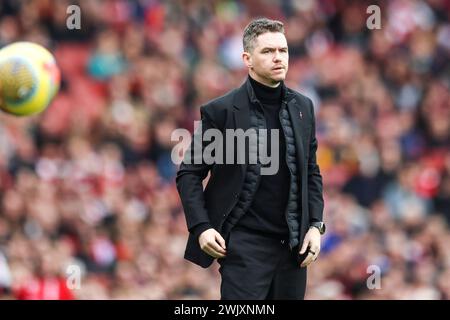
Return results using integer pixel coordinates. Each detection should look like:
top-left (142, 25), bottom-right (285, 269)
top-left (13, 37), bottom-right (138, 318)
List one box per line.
top-left (218, 226), bottom-right (307, 300)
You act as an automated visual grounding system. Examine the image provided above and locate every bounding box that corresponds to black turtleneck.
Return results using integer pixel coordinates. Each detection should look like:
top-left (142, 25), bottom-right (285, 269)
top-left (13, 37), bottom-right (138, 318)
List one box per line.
top-left (248, 76), bottom-right (282, 104)
top-left (236, 76), bottom-right (290, 238)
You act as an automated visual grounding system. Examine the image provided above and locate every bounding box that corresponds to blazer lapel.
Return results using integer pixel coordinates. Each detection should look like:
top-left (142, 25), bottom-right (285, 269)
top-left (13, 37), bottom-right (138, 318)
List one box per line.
top-left (286, 97), bottom-right (307, 174)
top-left (233, 81), bottom-right (252, 179)
top-left (233, 81), bottom-right (252, 132)
top-left (233, 103), bottom-right (251, 132)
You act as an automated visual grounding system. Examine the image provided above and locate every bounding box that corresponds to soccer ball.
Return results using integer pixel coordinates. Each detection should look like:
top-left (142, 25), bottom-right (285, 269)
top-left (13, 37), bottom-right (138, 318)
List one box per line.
top-left (0, 41), bottom-right (60, 116)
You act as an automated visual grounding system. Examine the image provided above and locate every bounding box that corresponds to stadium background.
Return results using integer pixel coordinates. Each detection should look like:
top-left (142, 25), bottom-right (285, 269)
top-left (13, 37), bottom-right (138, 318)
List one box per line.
top-left (0, 0), bottom-right (449, 299)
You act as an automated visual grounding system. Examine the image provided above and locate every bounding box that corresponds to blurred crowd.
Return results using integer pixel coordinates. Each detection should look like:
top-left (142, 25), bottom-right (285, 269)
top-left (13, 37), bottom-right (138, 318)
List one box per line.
top-left (0, 0), bottom-right (449, 299)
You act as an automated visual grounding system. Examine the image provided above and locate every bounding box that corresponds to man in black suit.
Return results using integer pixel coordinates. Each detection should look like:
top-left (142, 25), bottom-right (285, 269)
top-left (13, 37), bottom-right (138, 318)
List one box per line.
top-left (176, 17), bottom-right (325, 299)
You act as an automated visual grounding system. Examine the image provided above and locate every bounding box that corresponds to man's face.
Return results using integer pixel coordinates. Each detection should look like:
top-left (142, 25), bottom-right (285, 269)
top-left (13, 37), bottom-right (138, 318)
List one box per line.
top-left (243, 32), bottom-right (289, 87)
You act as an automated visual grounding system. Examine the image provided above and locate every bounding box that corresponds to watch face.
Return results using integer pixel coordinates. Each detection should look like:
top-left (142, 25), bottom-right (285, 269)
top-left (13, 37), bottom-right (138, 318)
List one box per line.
top-left (312, 222), bottom-right (325, 234)
top-left (315, 222), bottom-right (325, 234)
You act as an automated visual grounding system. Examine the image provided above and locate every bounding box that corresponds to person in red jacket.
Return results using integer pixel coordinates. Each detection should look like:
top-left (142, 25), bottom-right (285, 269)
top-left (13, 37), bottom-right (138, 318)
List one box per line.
top-left (13, 254), bottom-right (74, 300)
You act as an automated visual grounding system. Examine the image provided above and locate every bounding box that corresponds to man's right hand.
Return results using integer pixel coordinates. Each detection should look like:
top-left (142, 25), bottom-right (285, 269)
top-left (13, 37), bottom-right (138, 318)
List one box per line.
top-left (199, 228), bottom-right (227, 258)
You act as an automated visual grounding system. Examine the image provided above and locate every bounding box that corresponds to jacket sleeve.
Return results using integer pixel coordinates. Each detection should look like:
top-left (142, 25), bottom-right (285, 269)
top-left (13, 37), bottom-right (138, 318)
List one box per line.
top-left (307, 98), bottom-right (324, 224)
top-left (176, 105), bottom-right (217, 232)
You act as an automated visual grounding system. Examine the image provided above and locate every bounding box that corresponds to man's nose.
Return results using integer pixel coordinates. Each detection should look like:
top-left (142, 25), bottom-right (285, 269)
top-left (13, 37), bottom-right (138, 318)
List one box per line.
top-left (273, 50), bottom-right (281, 62)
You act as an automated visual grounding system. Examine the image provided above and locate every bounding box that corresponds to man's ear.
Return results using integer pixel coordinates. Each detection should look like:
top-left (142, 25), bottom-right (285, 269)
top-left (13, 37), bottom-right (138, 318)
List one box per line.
top-left (242, 52), bottom-right (252, 68)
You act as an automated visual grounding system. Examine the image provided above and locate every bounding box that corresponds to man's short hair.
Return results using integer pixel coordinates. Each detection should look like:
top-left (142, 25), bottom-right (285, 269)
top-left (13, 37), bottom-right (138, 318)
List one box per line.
top-left (243, 18), bottom-right (285, 53)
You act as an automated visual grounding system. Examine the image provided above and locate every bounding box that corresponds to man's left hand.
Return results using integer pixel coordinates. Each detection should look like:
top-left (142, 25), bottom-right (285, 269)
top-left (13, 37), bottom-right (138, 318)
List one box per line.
top-left (299, 227), bottom-right (321, 267)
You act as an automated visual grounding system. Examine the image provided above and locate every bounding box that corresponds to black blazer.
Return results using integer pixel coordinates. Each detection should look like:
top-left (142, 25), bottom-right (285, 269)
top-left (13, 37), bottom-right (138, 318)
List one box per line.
top-left (176, 79), bottom-right (324, 268)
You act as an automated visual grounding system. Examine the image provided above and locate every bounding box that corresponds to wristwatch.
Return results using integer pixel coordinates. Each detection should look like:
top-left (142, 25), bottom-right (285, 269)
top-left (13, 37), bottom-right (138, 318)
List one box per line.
top-left (310, 222), bottom-right (326, 235)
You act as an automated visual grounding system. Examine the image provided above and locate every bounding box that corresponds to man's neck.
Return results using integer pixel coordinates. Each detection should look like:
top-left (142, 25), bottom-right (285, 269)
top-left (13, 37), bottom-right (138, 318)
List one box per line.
top-left (248, 75), bottom-right (282, 104)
